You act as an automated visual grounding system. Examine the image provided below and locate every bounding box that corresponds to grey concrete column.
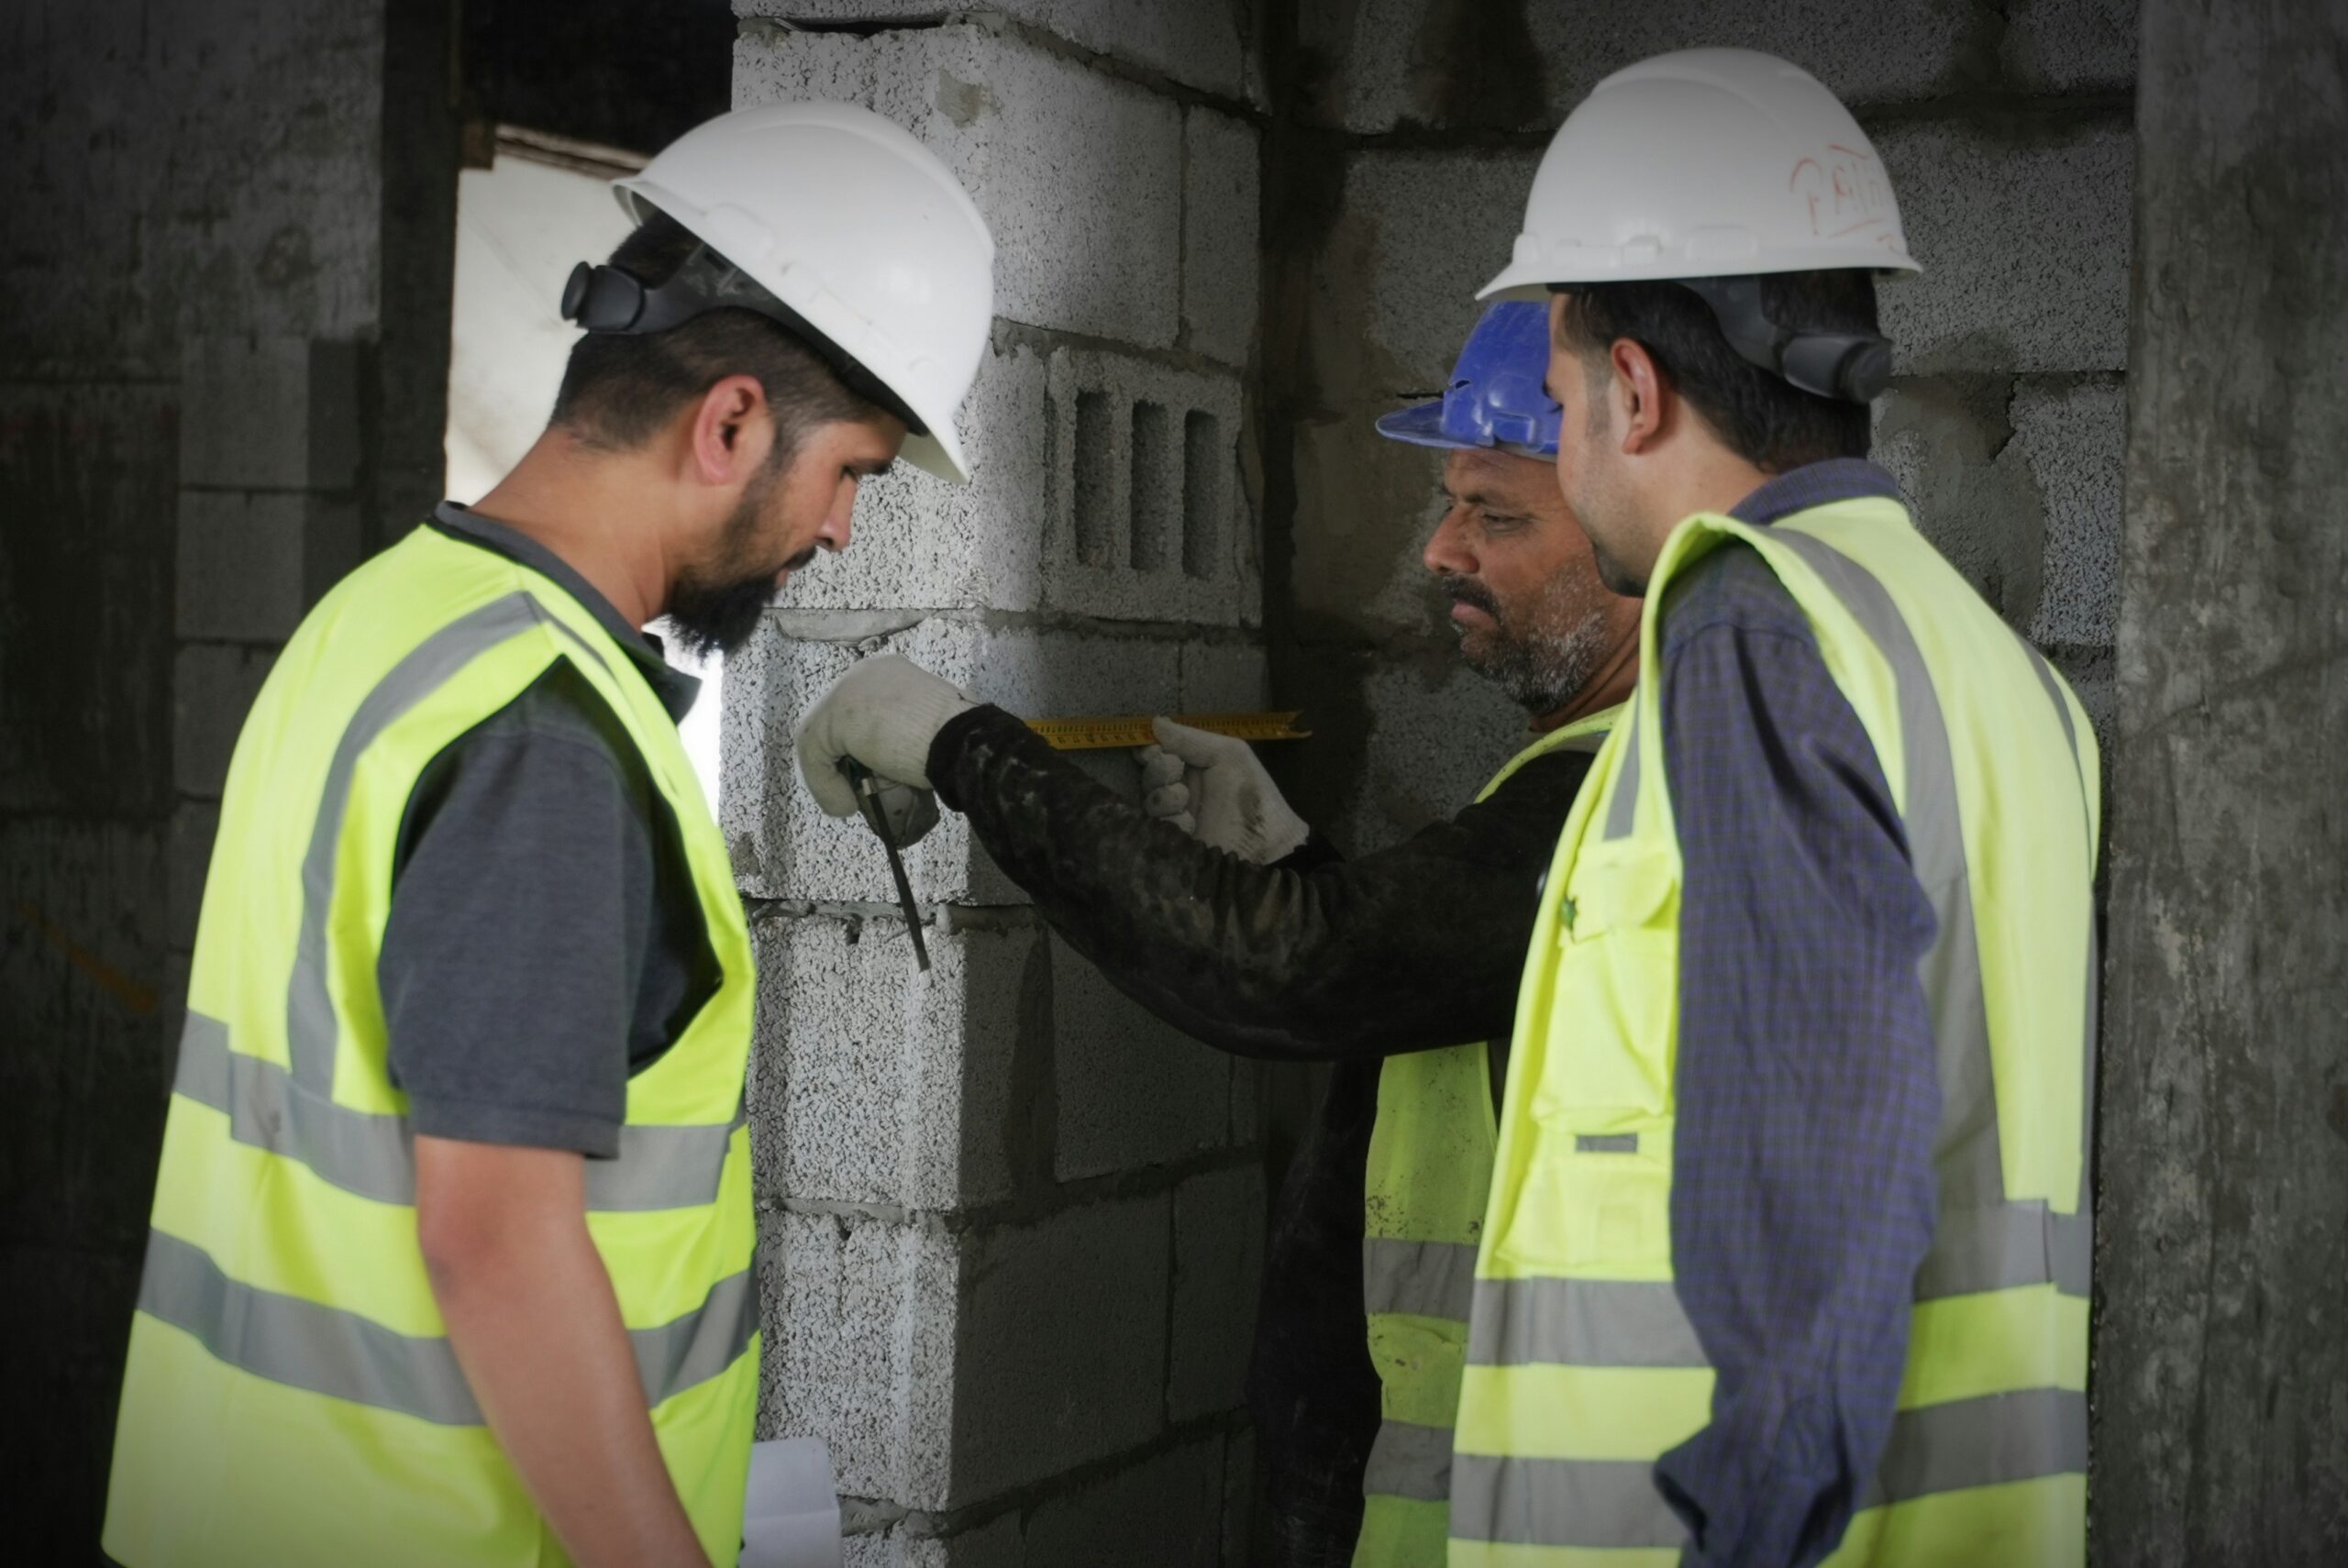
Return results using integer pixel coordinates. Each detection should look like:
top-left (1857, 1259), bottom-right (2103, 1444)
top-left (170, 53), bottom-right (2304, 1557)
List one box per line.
top-left (2094, 0), bottom-right (2348, 1560)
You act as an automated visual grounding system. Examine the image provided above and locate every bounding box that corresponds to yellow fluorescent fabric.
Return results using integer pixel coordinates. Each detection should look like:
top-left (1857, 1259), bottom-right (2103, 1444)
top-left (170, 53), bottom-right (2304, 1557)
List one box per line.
top-left (1355, 709), bottom-right (1624, 1568)
top-left (1453, 496), bottom-right (2099, 1567)
top-left (104, 525), bottom-right (759, 1568)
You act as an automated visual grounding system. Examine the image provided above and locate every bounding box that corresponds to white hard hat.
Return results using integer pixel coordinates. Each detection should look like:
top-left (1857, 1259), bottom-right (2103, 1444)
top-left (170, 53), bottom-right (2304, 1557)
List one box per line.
top-left (1479, 49), bottom-right (1921, 300)
top-left (607, 103), bottom-right (995, 483)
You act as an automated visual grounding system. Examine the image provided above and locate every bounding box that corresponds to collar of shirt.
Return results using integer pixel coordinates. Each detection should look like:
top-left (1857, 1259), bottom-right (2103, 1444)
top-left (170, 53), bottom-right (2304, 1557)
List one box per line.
top-left (1729, 458), bottom-right (1905, 528)
top-left (426, 502), bottom-right (701, 723)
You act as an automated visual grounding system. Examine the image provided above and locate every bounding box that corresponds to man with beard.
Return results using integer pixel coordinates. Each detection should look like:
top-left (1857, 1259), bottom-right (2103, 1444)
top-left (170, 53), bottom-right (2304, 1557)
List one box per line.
top-left (103, 105), bottom-right (992, 1568)
top-left (792, 302), bottom-right (1641, 1565)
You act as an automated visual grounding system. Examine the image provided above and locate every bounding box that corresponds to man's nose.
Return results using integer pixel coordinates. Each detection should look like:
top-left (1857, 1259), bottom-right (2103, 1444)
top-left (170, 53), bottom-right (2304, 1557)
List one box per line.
top-left (819, 481), bottom-right (859, 552)
top-left (1423, 504), bottom-right (1478, 577)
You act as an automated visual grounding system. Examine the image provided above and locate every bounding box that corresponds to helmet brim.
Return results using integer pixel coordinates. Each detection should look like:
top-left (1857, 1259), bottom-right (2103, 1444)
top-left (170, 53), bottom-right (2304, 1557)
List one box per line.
top-left (1373, 401), bottom-right (1464, 450)
top-left (898, 424), bottom-right (969, 485)
top-left (1478, 247), bottom-right (1923, 302)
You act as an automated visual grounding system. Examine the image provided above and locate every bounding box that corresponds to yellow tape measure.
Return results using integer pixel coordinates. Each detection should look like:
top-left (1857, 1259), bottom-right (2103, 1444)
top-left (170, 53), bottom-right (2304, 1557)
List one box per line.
top-left (1026, 710), bottom-right (1311, 751)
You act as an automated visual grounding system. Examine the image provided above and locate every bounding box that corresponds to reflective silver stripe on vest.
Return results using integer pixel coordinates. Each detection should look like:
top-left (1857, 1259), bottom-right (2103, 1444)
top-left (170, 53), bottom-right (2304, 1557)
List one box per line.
top-left (1860, 1387), bottom-right (2089, 1508)
top-left (1364, 1419), bottom-right (1455, 1503)
top-left (1450, 1386), bottom-right (2088, 1547)
top-left (1916, 1198), bottom-right (2091, 1299)
top-left (1769, 533), bottom-right (2092, 1300)
top-left (1364, 1237), bottom-right (1479, 1322)
top-left (1603, 706), bottom-right (1641, 841)
top-left (137, 1228), bottom-right (757, 1426)
top-left (1465, 1277), bottom-right (1708, 1368)
top-left (290, 596), bottom-right (549, 1099)
top-left (1450, 1451), bottom-right (1683, 1549)
top-left (173, 1010), bottom-right (742, 1212)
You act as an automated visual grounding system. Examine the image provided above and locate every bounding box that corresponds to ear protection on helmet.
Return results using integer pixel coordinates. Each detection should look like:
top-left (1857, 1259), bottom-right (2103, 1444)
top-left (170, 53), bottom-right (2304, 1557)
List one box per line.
top-left (1677, 274), bottom-right (1894, 404)
top-left (559, 244), bottom-right (928, 436)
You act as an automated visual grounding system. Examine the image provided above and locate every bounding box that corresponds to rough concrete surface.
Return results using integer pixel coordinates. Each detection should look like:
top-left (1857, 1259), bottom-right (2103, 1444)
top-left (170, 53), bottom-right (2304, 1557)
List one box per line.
top-left (174, 491), bottom-right (310, 643)
top-left (0, 0), bottom-right (386, 378)
top-left (844, 1512), bottom-right (1023, 1568)
top-left (167, 801), bottom-right (221, 952)
top-left (751, 911), bottom-right (1036, 1211)
top-left (757, 1196), bottom-right (1189, 1510)
top-left (736, 21), bottom-right (1184, 348)
top-left (1288, 418), bottom-right (1454, 646)
top-left (1183, 105), bottom-right (1264, 368)
top-left (1223, 1426), bottom-right (1257, 1566)
top-left (945, 1193), bottom-right (1173, 1505)
top-left (1323, 148), bottom-right (1544, 392)
top-left (1874, 372), bottom-right (2121, 652)
top-left (1050, 932), bottom-right (1237, 1180)
top-left (2009, 376), bottom-right (2124, 650)
top-left (773, 342), bottom-right (1052, 617)
top-left (1169, 1164), bottom-right (1268, 1420)
top-left (1177, 641), bottom-right (1272, 714)
top-left (737, 0), bottom-right (1254, 102)
top-left (2093, 0), bottom-right (2348, 1559)
top-left (1877, 115), bottom-right (2133, 375)
top-left (757, 1209), bottom-right (961, 1500)
top-left (178, 335), bottom-right (362, 491)
top-left (0, 383), bottom-right (179, 819)
top-left (1337, 652), bottom-right (1536, 854)
top-left (1021, 1433), bottom-right (1228, 1567)
top-left (2001, 0), bottom-right (2140, 94)
top-left (171, 644), bottom-right (276, 800)
top-left (1295, 0), bottom-right (2136, 134)
top-left (2, 816), bottom-right (175, 1547)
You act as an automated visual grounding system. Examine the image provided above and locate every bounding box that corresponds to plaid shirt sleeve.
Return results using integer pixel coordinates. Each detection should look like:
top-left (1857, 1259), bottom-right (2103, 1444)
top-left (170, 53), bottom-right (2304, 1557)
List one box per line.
top-left (1649, 541), bottom-right (1942, 1568)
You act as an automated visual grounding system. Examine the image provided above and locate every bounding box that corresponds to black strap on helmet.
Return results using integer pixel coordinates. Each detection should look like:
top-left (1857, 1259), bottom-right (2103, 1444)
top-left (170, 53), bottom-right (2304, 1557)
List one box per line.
top-left (1677, 273), bottom-right (1893, 404)
top-left (559, 244), bottom-right (928, 436)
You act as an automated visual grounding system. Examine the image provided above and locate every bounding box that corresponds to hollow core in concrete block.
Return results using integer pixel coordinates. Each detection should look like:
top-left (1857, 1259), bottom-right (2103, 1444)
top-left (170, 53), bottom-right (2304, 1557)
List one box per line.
top-left (1072, 389), bottom-right (1115, 568)
top-left (1182, 409), bottom-right (1224, 580)
top-left (1130, 400), bottom-right (1177, 572)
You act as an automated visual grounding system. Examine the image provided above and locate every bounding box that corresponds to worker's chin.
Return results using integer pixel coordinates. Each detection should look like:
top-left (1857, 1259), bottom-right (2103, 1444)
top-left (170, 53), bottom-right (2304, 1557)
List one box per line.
top-left (666, 573), bottom-right (778, 659)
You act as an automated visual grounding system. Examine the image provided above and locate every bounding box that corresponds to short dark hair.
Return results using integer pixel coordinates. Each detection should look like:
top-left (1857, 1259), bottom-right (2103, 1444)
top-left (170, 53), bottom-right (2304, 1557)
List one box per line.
top-left (552, 211), bottom-right (883, 452)
top-left (1554, 271), bottom-right (1879, 472)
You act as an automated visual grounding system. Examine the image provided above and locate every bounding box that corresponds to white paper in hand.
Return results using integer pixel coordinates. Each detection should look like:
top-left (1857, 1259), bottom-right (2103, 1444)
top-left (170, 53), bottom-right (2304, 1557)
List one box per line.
top-left (739, 1437), bottom-right (842, 1568)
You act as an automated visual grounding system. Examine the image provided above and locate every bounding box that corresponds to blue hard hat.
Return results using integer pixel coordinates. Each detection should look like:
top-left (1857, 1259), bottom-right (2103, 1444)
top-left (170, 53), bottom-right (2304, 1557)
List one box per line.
top-left (1375, 301), bottom-right (1562, 458)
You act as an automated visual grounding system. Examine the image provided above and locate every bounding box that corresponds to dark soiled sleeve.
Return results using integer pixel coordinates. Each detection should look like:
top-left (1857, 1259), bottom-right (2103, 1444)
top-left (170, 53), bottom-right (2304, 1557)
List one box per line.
top-left (928, 706), bottom-right (1591, 1062)
top-left (1650, 543), bottom-right (1942, 1567)
top-left (377, 666), bottom-right (655, 1158)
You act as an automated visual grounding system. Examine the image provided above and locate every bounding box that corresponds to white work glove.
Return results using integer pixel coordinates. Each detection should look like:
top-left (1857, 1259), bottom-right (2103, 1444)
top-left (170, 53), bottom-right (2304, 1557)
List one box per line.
top-left (795, 655), bottom-right (977, 842)
top-left (1135, 716), bottom-right (1310, 866)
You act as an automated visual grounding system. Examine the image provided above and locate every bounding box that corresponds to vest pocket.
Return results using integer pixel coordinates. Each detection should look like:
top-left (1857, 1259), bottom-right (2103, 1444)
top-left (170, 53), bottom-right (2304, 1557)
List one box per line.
top-left (1529, 850), bottom-right (1680, 1121)
top-left (1512, 849), bottom-right (1679, 1274)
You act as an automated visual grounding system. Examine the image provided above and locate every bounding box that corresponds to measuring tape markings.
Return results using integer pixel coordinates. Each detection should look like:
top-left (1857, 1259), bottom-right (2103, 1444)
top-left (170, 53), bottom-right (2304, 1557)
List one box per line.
top-left (1025, 711), bottom-right (1311, 751)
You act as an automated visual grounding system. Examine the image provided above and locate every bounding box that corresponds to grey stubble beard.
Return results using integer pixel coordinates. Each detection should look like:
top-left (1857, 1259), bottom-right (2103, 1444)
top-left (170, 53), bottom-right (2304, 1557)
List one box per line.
top-left (1461, 567), bottom-right (1612, 715)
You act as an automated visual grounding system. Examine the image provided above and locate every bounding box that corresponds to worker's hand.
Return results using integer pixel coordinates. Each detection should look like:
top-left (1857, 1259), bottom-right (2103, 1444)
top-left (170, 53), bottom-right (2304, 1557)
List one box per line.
top-left (865, 778), bottom-right (941, 848)
top-left (1139, 717), bottom-right (1310, 865)
top-left (796, 654), bottom-right (978, 820)
top-left (1137, 745), bottom-right (1197, 837)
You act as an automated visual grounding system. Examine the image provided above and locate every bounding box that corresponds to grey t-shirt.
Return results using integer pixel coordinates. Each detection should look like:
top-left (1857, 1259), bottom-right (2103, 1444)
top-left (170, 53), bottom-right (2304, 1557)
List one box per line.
top-left (375, 504), bottom-right (718, 1157)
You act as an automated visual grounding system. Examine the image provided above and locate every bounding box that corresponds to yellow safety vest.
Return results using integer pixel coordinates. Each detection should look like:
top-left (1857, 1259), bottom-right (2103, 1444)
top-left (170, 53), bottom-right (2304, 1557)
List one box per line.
top-left (1355, 706), bottom-right (1625, 1568)
top-left (1451, 496), bottom-right (2099, 1566)
top-left (104, 525), bottom-right (760, 1568)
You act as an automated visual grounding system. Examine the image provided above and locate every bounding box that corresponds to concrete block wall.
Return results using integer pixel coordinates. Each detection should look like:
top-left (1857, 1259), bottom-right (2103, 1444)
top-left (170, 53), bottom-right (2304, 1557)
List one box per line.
top-left (729, 6), bottom-right (1267, 1560)
top-left (1271, 0), bottom-right (2137, 852)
